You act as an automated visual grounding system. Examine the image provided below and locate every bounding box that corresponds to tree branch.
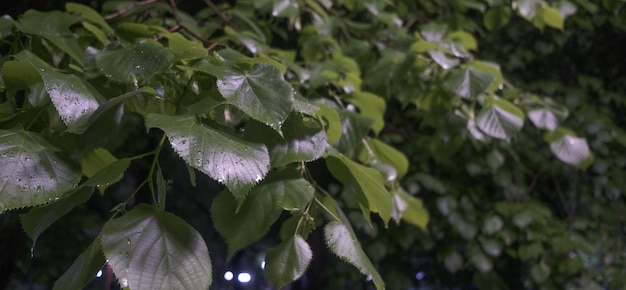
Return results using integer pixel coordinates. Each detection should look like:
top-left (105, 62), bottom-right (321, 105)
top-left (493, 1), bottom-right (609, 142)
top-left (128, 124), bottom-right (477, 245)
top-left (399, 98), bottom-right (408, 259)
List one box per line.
top-left (203, 0), bottom-right (231, 24)
top-left (105, 0), bottom-right (158, 20)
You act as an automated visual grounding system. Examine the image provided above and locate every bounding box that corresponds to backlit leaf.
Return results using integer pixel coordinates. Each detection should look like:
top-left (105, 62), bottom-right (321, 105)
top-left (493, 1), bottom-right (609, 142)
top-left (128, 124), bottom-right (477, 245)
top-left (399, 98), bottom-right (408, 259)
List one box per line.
top-left (14, 50), bottom-right (101, 134)
top-left (95, 41), bottom-right (176, 84)
top-left (0, 129), bottom-right (81, 212)
top-left (326, 154), bottom-right (392, 225)
top-left (476, 99), bottom-right (525, 140)
top-left (324, 221), bottom-right (385, 290)
top-left (346, 92), bottom-right (386, 135)
top-left (146, 114), bottom-right (270, 201)
top-left (101, 204), bottom-right (212, 290)
top-left (212, 175), bottom-right (313, 258)
top-left (396, 190), bottom-right (429, 230)
top-left (53, 237), bottom-right (106, 290)
top-left (359, 139), bottom-right (409, 181)
top-left (316, 104), bottom-right (342, 144)
top-left (541, 6), bottom-right (564, 30)
top-left (65, 2), bottom-right (114, 34)
top-left (483, 6), bottom-right (512, 31)
top-left (443, 68), bottom-right (495, 99)
top-left (265, 236), bottom-right (312, 288)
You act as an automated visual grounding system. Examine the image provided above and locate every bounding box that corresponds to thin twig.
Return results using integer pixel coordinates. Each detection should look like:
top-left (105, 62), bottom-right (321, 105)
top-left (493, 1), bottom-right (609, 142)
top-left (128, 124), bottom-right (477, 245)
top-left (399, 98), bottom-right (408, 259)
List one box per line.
top-left (105, 0), bottom-right (158, 20)
top-left (203, 0), bottom-right (232, 24)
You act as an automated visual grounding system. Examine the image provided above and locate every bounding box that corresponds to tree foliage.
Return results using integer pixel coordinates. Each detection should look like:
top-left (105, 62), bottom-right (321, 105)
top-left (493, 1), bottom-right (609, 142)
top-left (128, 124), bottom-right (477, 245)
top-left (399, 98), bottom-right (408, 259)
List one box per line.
top-left (0, 0), bottom-right (624, 289)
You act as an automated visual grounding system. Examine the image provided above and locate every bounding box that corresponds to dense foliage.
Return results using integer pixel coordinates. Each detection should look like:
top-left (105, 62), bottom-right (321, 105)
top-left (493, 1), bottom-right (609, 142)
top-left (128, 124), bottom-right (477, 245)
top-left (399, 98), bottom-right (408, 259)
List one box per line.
top-left (0, 0), bottom-right (623, 289)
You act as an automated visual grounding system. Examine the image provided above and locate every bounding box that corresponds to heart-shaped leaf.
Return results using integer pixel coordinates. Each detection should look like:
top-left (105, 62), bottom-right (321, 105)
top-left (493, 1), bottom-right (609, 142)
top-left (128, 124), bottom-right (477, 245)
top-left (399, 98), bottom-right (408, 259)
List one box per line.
top-left (476, 99), bottom-right (525, 140)
top-left (212, 176), bottom-right (314, 258)
top-left (443, 68), bottom-right (495, 99)
top-left (527, 108), bottom-right (558, 131)
top-left (324, 221), bottom-right (385, 290)
top-left (265, 236), bottom-right (312, 288)
top-left (146, 114), bottom-right (270, 201)
top-left (95, 41), bottom-right (176, 84)
top-left (14, 50), bottom-right (101, 134)
top-left (53, 237), bottom-right (106, 290)
top-left (0, 129), bottom-right (81, 212)
top-left (545, 128), bottom-right (593, 168)
top-left (101, 204), bottom-right (212, 290)
top-left (326, 154), bottom-right (392, 225)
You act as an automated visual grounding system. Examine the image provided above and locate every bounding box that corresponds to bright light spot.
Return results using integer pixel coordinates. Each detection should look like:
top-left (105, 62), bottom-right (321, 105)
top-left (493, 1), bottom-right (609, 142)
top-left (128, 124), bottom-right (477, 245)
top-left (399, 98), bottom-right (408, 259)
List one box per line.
top-left (416, 271), bottom-right (425, 281)
top-left (365, 275), bottom-right (372, 281)
top-left (95, 269), bottom-right (103, 278)
top-left (224, 271), bottom-right (234, 281)
top-left (261, 260), bottom-right (266, 269)
top-left (238, 272), bottom-right (252, 283)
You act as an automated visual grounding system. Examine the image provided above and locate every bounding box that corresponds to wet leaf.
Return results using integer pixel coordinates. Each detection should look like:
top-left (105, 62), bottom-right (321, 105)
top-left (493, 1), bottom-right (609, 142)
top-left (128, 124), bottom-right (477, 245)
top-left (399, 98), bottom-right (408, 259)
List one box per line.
top-left (0, 129), bottom-right (81, 212)
top-left (146, 114), bottom-right (270, 201)
top-left (265, 236), bottom-right (312, 288)
top-left (101, 204), bottom-right (212, 290)
top-left (95, 41), bottom-right (176, 84)
top-left (324, 221), bottom-right (385, 290)
top-left (14, 50), bottom-right (101, 134)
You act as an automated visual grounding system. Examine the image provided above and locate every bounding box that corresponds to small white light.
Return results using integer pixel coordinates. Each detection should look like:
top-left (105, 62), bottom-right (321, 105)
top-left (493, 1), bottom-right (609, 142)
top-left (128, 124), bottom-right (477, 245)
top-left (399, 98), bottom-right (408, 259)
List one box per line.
top-left (261, 260), bottom-right (266, 269)
top-left (416, 271), bottom-right (425, 280)
top-left (224, 271), bottom-right (234, 281)
top-left (95, 269), bottom-right (103, 278)
top-left (238, 272), bottom-right (252, 283)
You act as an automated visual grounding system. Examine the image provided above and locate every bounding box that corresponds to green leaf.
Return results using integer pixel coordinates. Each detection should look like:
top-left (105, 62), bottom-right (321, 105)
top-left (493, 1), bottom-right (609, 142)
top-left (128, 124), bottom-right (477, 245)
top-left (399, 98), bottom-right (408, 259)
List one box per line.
top-left (246, 115), bottom-right (327, 167)
top-left (428, 51), bottom-right (460, 69)
top-left (531, 259), bottom-right (551, 283)
top-left (324, 221), bottom-right (385, 290)
top-left (514, 0), bottom-right (541, 20)
top-left (545, 129), bottom-right (593, 168)
top-left (216, 64), bottom-right (295, 132)
top-left (396, 190), bottom-right (429, 230)
top-left (316, 104), bottom-right (342, 144)
top-left (447, 30), bottom-right (478, 50)
top-left (335, 110), bottom-right (374, 154)
top-left (95, 40), bottom-right (176, 84)
top-left (14, 50), bottom-right (101, 134)
top-left (53, 237), bottom-right (106, 290)
top-left (265, 236), bottom-right (312, 288)
top-left (0, 129), bottom-right (81, 212)
top-left (360, 139), bottom-right (409, 181)
top-left (20, 187), bottom-right (93, 250)
top-left (468, 61), bottom-right (502, 93)
top-left (101, 204), bottom-right (212, 290)
top-left (212, 176), bottom-right (313, 258)
top-left (80, 148), bottom-right (130, 193)
top-left (483, 6), bottom-right (512, 31)
top-left (443, 68), bottom-right (495, 99)
top-left (326, 154), bottom-right (392, 225)
top-left (541, 6), bottom-right (565, 30)
top-left (65, 2), bottom-right (114, 34)
top-left (14, 10), bottom-right (83, 64)
top-left (1, 60), bottom-right (41, 91)
top-left (165, 32), bottom-right (208, 60)
top-left (346, 92), bottom-right (386, 135)
top-left (146, 114), bottom-right (270, 201)
top-left (476, 99), bottom-right (525, 140)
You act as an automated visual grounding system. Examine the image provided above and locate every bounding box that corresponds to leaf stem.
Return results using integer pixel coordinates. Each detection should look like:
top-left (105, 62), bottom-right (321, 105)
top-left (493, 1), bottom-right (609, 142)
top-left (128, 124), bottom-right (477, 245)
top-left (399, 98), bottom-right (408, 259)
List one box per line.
top-left (313, 197), bottom-right (341, 222)
top-left (147, 134), bottom-right (168, 207)
top-left (294, 201), bottom-right (313, 237)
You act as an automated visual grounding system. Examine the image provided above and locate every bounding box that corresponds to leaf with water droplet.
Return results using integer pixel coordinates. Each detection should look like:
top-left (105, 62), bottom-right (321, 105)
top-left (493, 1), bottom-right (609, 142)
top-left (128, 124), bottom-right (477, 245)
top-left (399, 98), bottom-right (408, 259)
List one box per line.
top-left (186, 62), bottom-right (294, 133)
top-left (146, 114), bottom-right (270, 202)
top-left (0, 129), bottom-right (81, 212)
top-left (95, 40), bottom-right (176, 84)
top-left (14, 50), bottom-right (101, 133)
top-left (101, 204), bottom-right (212, 290)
